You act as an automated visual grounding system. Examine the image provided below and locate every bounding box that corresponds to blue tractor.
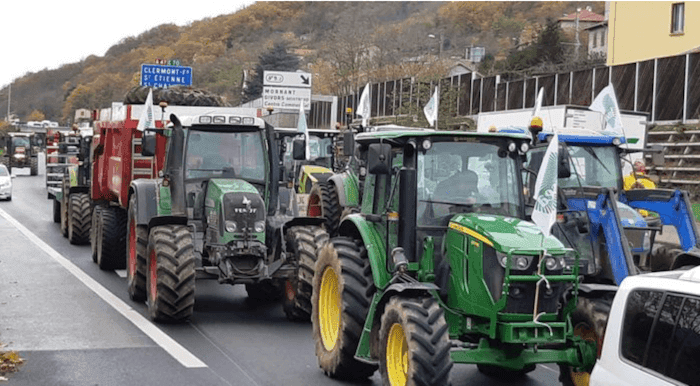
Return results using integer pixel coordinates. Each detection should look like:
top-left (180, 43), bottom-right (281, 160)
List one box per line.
top-left (525, 126), bottom-right (700, 385)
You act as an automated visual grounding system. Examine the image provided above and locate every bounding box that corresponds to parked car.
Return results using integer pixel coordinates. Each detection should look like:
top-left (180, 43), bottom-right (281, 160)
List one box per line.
top-left (0, 164), bottom-right (13, 200)
top-left (590, 266), bottom-right (700, 386)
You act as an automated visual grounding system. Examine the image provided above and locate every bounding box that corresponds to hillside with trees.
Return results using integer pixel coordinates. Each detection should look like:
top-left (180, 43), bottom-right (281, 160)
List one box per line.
top-left (0, 1), bottom-right (603, 125)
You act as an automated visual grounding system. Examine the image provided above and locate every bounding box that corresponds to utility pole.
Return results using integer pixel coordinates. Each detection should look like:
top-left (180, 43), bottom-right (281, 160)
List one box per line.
top-left (6, 83), bottom-right (10, 123)
top-left (575, 8), bottom-right (581, 61)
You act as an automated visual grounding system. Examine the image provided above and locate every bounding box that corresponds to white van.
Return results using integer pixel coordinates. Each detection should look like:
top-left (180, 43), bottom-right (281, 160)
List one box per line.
top-left (590, 267), bottom-right (700, 386)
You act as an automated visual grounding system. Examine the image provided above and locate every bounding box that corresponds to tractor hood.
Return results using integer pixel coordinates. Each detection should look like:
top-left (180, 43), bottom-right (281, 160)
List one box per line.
top-left (448, 213), bottom-right (566, 254)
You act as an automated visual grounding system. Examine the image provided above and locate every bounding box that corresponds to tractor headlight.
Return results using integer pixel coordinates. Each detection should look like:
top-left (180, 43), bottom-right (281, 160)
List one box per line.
top-left (496, 252), bottom-right (534, 270)
top-left (253, 221), bottom-right (265, 233)
top-left (612, 137), bottom-right (621, 146)
top-left (520, 142), bottom-right (529, 153)
top-left (507, 141), bottom-right (517, 152)
top-left (225, 221), bottom-right (237, 233)
top-left (544, 255), bottom-right (565, 271)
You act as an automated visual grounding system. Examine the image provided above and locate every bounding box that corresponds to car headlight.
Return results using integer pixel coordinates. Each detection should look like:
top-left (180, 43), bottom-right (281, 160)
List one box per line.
top-left (254, 221), bottom-right (265, 233)
top-left (225, 221), bottom-right (237, 233)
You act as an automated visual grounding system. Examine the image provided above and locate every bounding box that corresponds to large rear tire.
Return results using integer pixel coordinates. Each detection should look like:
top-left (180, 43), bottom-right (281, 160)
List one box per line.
top-left (379, 296), bottom-right (453, 386)
top-left (52, 200), bottom-right (61, 223)
top-left (558, 296), bottom-right (611, 386)
top-left (96, 206), bottom-right (127, 270)
top-left (283, 225), bottom-right (329, 321)
top-left (312, 237), bottom-right (377, 379)
top-left (146, 225), bottom-right (196, 322)
top-left (91, 205), bottom-right (102, 263)
top-left (127, 196), bottom-right (148, 302)
top-left (308, 182), bottom-right (342, 235)
top-left (30, 157), bottom-right (38, 176)
top-left (245, 281), bottom-right (283, 302)
top-left (68, 193), bottom-right (91, 245)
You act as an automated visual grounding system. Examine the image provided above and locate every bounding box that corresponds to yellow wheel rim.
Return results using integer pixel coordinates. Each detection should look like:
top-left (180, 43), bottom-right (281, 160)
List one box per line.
top-left (386, 323), bottom-right (408, 386)
top-left (569, 322), bottom-right (597, 386)
top-left (319, 267), bottom-right (340, 351)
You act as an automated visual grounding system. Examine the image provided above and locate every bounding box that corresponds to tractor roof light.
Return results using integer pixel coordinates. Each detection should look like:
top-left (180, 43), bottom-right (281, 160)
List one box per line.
top-left (242, 117), bottom-right (255, 125)
top-left (612, 137), bottom-right (621, 146)
top-left (507, 141), bottom-right (517, 153)
top-left (213, 116), bottom-right (226, 124)
top-left (229, 116), bottom-right (242, 124)
top-left (199, 116), bottom-right (212, 124)
top-left (422, 139), bottom-right (432, 150)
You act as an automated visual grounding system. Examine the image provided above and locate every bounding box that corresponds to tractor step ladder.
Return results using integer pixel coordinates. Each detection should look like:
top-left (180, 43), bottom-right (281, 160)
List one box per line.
top-left (131, 136), bottom-right (155, 180)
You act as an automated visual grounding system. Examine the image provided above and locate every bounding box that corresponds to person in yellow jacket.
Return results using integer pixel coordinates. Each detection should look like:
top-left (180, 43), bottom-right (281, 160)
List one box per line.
top-left (624, 160), bottom-right (656, 216)
top-left (624, 160), bottom-right (656, 190)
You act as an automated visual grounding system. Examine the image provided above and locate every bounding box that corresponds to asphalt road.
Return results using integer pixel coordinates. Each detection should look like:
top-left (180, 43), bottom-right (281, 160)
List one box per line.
top-left (0, 156), bottom-right (562, 386)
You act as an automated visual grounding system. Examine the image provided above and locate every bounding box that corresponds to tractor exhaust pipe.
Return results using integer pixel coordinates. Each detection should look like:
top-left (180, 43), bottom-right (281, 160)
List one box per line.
top-left (398, 141), bottom-right (417, 263)
top-left (166, 114), bottom-right (186, 217)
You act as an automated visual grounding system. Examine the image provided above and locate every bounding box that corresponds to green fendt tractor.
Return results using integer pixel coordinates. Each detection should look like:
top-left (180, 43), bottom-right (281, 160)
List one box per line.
top-left (128, 113), bottom-right (326, 322)
top-left (311, 129), bottom-right (596, 384)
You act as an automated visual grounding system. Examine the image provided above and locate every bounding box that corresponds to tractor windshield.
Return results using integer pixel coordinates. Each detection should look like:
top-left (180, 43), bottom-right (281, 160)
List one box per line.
top-left (12, 136), bottom-right (30, 148)
top-left (282, 135), bottom-right (333, 169)
top-left (559, 145), bottom-right (621, 190)
top-left (185, 130), bottom-right (266, 182)
top-left (417, 141), bottom-right (522, 225)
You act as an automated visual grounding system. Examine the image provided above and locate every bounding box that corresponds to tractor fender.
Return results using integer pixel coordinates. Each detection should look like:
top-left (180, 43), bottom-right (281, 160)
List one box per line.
top-left (68, 186), bottom-right (90, 195)
top-left (578, 283), bottom-right (619, 296)
top-left (281, 216), bottom-right (325, 233)
top-left (338, 215), bottom-right (392, 288)
top-left (670, 248), bottom-right (700, 270)
top-left (129, 180), bottom-right (160, 226)
top-left (329, 172), bottom-right (360, 207)
top-left (147, 215), bottom-right (188, 231)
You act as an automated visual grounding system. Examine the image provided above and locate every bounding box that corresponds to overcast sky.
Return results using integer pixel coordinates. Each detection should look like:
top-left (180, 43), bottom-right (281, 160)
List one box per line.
top-left (0, 0), bottom-right (255, 89)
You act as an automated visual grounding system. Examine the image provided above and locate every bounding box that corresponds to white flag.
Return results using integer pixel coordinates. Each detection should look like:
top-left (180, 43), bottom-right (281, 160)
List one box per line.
top-left (357, 83), bottom-right (371, 127)
top-left (590, 84), bottom-right (624, 135)
top-left (298, 102), bottom-right (311, 161)
top-left (423, 87), bottom-right (439, 127)
top-left (531, 133), bottom-right (559, 238)
top-left (136, 88), bottom-right (155, 132)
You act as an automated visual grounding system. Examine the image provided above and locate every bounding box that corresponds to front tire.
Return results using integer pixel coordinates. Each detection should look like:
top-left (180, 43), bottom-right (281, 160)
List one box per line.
top-left (68, 193), bottom-right (91, 245)
top-left (558, 297), bottom-right (611, 386)
top-left (146, 225), bottom-right (196, 322)
top-left (308, 182), bottom-right (342, 235)
top-left (283, 226), bottom-right (328, 321)
top-left (379, 296), bottom-right (453, 386)
top-left (127, 196), bottom-right (147, 302)
top-left (312, 237), bottom-right (377, 379)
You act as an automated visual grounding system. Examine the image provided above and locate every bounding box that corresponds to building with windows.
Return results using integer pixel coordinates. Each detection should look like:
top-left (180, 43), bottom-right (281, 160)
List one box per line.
top-left (608, 1), bottom-right (699, 65)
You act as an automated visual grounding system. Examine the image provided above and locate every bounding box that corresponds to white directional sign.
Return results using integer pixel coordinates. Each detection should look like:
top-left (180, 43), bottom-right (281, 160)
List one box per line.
top-left (263, 71), bottom-right (312, 88)
top-left (262, 86), bottom-right (311, 110)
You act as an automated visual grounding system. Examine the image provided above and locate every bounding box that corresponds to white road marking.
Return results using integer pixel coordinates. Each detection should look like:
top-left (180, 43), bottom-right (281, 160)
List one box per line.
top-left (115, 269), bottom-right (127, 278)
top-left (541, 364), bottom-right (558, 373)
top-left (0, 208), bottom-right (207, 368)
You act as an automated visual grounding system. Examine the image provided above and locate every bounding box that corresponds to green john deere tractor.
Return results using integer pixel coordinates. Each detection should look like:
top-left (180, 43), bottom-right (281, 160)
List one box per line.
top-left (128, 113), bottom-right (327, 322)
top-left (311, 129), bottom-right (596, 385)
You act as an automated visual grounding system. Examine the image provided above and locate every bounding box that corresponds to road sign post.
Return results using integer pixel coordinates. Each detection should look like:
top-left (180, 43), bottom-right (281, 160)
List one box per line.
top-left (263, 71), bottom-right (312, 111)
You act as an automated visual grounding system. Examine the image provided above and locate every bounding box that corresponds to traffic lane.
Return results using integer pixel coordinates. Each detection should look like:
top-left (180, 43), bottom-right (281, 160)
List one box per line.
top-left (3, 166), bottom-right (560, 386)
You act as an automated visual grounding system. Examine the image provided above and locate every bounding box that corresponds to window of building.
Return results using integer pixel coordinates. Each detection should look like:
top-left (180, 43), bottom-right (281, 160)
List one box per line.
top-left (671, 3), bottom-right (685, 34)
top-left (621, 290), bottom-right (700, 383)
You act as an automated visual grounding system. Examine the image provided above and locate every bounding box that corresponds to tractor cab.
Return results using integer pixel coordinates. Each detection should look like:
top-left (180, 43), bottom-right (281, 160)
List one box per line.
top-left (274, 127), bottom-right (339, 194)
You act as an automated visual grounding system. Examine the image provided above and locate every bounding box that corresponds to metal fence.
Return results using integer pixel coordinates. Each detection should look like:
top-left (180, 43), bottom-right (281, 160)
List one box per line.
top-left (335, 52), bottom-right (700, 126)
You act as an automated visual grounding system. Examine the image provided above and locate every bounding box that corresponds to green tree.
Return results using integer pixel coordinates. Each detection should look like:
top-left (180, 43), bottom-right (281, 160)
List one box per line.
top-left (536, 18), bottom-right (563, 65)
top-left (243, 42), bottom-right (299, 103)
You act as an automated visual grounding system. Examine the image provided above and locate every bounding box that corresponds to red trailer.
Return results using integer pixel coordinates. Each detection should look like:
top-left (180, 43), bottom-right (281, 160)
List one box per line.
top-left (90, 103), bottom-right (261, 270)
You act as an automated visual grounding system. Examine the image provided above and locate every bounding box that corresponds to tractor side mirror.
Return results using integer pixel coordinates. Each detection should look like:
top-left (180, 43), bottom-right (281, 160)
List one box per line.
top-left (651, 144), bottom-right (664, 166)
top-left (142, 130), bottom-right (157, 157)
top-left (292, 138), bottom-right (305, 160)
top-left (558, 144), bottom-right (572, 179)
top-left (368, 143), bottom-right (392, 175)
top-left (343, 131), bottom-right (355, 156)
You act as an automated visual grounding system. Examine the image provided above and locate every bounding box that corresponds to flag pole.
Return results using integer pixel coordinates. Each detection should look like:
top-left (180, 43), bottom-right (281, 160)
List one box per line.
top-left (434, 84), bottom-right (439, 130)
